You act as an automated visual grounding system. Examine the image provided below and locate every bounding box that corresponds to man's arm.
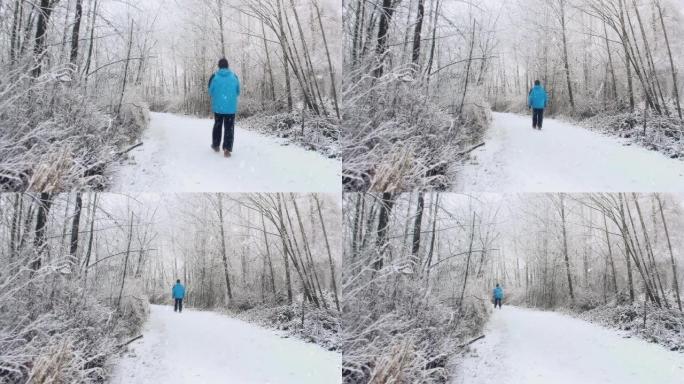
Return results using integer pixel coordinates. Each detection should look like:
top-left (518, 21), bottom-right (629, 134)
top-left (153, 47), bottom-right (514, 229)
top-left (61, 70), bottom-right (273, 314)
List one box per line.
top-left (208, 74), bottom-right (215, 92)
top-left (528, 90), bottom-right (532, 108)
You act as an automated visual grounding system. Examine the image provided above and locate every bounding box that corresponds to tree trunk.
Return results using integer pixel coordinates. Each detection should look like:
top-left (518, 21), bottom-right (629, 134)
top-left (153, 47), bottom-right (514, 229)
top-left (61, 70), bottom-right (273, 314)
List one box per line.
top-left (459, 19), bottom-right (476, 115)
top-left (411, 0), bottom-right (425, 66)
top-left (31, 193), bottom-right (53, 271)
top-left (314, 2), bottom-right (340, 119)
top-left (603, 213), bottom-right (619, 298)
top-left (315, 196), bottom-right (340, 311)
top-left (32, 0), bottom-right (55, 77)
top-left (261, 213), bottom-right (277, 301)
top-left (411, 192), bottom-right (424, 270)
top-left (116, 212), bottom-right (134, 309)
top-left (116, 20), bottom-right (134, 115)
top-left (656, 0), bottom-right (682, 119)
top-left (373, 0), bottom-right (396, 78)
top-left (656, 195), bottom-right (682, 311)
top-left (559, 194), bottom-right (574, 301)
top-left (70, 0), bottom-right (83, 65)
top-left (559, 0), bottom-right (575, 111)
top-left (458, 215), bottom-right (476, 308)
top-left (69, 193), bottom-right (83, 272)
top-left (374, 192), bottom-right (395, 270)
top-left (217, 194), bottom-right (233, 303)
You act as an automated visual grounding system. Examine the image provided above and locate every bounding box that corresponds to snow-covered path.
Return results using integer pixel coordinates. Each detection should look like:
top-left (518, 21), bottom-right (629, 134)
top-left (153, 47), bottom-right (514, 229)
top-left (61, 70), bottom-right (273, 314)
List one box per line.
top-left (111, 113), bottom-right (341, 192)
top-left (456, 112), bottom-right (684, 192)
top-left (455, 306), bottom-right (684, 384)
top-left (110, 305), bottom-right (341, 384)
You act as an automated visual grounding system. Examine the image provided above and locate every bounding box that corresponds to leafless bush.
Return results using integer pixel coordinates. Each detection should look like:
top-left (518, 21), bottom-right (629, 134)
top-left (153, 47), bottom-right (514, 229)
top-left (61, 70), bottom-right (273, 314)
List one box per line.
top-left (579, 303), bottom-right (684, 351)
top-left (0, 260), bottom-right (148, 383)
top-left (581, 110), bottom-right (684, 159)
top-left (342, 65), bottom-right (490, 192)
top-left (234, 301), bottom-right (340, 351)
top-left (0, 66), bottom-right (149, 192)
top-left (342, 252), bottom-right (487, 384)
top-left (241, 110), bottom-right (339, 158)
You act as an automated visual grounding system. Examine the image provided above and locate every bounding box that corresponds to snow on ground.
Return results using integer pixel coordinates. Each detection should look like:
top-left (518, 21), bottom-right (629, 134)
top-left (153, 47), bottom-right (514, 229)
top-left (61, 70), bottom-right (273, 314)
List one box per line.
top-left (454, 306), bottom-right (684, 384)
top-left (456, 112), bottom-right (684, 192)
top-left (110, 112), bottom-right (341, 192)
top-left (110, 304), bottom-right (341, 384)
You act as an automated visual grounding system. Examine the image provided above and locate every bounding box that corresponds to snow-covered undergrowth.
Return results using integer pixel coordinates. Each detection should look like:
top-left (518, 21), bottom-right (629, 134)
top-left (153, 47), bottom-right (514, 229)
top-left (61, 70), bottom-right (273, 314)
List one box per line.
top-left (581, 111), bottom-right (684, 159)
top-left (240, 110), bottom-right (340, 158)
top-left (342, 276), bottom-right (487, 384)
top-left (0, 66), bottom-right (149, 192)
top-left (578, 304), bottom-right (684, 351)
top-left (233, 303), bottom-right (340, 351)
top-left (0, 265), bottom-right (149, 383)
top-left (342, 66), bottom-right (491, 192)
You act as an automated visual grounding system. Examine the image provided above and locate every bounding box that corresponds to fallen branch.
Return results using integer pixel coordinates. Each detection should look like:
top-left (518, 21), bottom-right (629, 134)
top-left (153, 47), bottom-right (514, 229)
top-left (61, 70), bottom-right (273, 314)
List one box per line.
top-left (117, 142), bottom-right (143, 156)
top-left (458, 334), bottom-right (484, 348)
top-left (116, 334), bottom-right (143, 349)
top-left (457, 142), bottom-right (485, 157)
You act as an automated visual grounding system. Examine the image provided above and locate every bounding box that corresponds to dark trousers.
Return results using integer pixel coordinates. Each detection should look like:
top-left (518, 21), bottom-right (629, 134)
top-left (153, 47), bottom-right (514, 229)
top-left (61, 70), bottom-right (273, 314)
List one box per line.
top-left (532, 108), bottom-right (544, 128)
top-left (212, 113), bottom-right (235, 151)
top-left (174, 298), bottom-right (183, 312)
top-left (494, 298), bottom-right (502, 309)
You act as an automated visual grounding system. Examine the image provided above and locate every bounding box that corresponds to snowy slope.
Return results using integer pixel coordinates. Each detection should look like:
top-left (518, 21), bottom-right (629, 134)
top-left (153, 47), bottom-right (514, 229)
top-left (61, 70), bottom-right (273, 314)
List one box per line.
top-left (454, 306), bottom-right (684, 384)
top-left (110, 113), bottom-right (341, 192)
top-left (110, 305), bottom-right (341, 384)
top-left (456, 112), bottom-right (684, 192)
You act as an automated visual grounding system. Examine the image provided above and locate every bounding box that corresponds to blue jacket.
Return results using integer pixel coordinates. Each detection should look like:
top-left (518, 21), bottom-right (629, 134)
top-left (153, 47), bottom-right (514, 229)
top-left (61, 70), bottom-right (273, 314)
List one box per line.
top-left (493, 286), bottom-right (504, 300)
top-left (528, 85), bottom-right (548, 109)
top-left (208, 68), bottom-right (240, 114)
top-left (172, 283), bottom-right (185, 299)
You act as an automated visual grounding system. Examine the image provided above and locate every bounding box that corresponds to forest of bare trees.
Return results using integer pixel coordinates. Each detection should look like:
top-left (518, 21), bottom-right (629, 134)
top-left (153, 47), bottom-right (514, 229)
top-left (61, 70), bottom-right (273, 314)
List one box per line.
top-left (342, 193), bottom-right (491, 383)
top-left (0, 192), bottom-right (341, 382)
top-left (342, 0), bottom-right (684, 191)
top-left (343, 0), bottom-right (493, 191)
top-left (0, 0), bottom-right (341, 192)
top-left (342, 192), bottom-right (684, 383)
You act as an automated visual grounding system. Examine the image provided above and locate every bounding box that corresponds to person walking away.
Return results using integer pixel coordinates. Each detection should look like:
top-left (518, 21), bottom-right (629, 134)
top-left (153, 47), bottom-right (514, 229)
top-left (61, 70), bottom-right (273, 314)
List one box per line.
top-left (528, 80), bottom-right (548, 130)
top-left (493, 283), bottom-right (504, 309)
top-left (172, 279), bottom-right (186, 313)
top-left (208, 58), bottom-right (241, 157)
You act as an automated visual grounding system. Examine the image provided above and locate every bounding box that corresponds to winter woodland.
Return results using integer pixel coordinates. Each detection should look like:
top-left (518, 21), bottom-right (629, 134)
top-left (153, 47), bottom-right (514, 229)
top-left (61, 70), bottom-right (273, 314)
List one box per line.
top-left (0, 0), bottom-right (341, 192)
top-left (342, 192), bottom-right (684, 383)
top-left (0, 192), bottom-right (341, 382)
top-left (342, 0), bottom-right (684, 191)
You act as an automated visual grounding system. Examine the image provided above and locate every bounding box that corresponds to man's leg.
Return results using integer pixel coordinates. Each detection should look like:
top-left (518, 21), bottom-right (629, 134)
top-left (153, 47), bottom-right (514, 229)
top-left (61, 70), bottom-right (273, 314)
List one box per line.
top-left (179, 299), bottom-right (183, 313)
top-left (223, 114), bottom-right (235, 152)
top-left (538, 109), bottom-right (544, 128)
top-left (532, 110), bottom-right (538, 128)
top-left (174, 299), bottom-right (178, 312)
top-left (212, 114), bottom-right (223, 149)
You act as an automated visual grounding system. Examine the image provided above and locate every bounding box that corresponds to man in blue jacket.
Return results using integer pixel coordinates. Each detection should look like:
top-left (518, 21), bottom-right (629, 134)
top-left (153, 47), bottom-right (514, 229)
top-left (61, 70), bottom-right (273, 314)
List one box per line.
top-left (493, 283), bottom-right (503, 309)
top-left (208, 58), bottom-right (241, 158)
top-left (528, 80), bottom-right (548, 130)
top-left (172, 279), bottom-right (186, 313)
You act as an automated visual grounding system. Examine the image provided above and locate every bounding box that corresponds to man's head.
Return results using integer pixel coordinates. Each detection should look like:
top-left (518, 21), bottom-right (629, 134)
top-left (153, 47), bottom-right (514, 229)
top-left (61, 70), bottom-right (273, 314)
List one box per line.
top-left (176, 279), bottom-right (181, 284)
top-left (534, 80), bottom-right (541, 86)
top-left (496, 283), bottom-right (500, 287)
top-left (218, 58), bottom-right (229, 69)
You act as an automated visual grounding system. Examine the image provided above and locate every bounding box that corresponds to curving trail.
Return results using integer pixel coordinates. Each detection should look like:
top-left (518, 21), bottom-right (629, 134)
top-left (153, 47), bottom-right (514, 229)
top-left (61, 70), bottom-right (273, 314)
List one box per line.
top-left (456, 112), bottom-right (684, 192)
top-left (110, 304), bottom-right (341, 384)
top-left (111, 112), bottom-right (341, 192)
top-left (454, 306), bottom-right (684, 384)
